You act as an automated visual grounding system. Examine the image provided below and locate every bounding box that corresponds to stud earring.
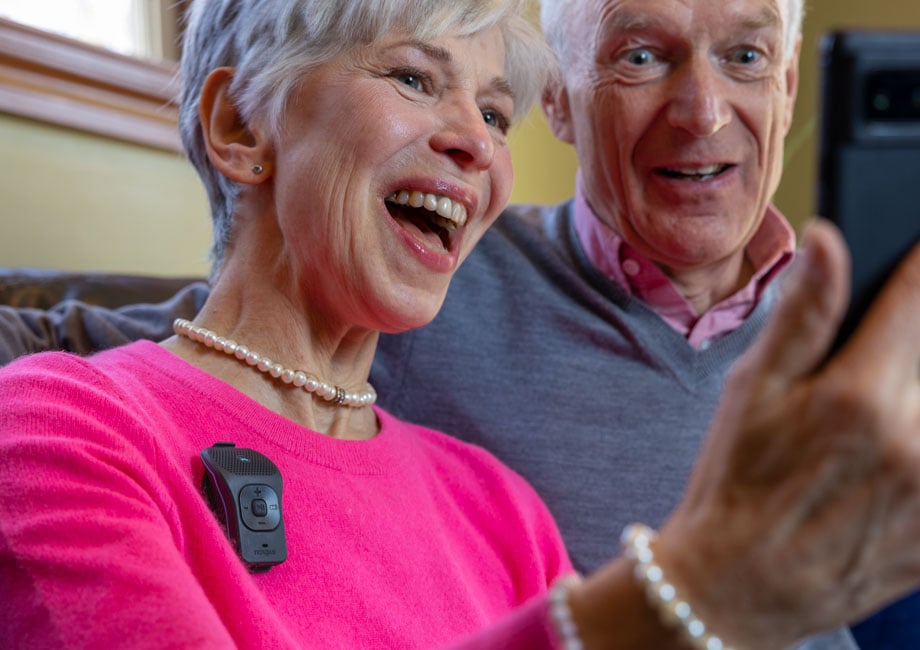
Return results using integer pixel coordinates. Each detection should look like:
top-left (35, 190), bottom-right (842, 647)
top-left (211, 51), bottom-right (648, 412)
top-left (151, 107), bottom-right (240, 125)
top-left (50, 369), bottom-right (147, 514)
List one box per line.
top-left (251, 163), bottom-right (264, 175)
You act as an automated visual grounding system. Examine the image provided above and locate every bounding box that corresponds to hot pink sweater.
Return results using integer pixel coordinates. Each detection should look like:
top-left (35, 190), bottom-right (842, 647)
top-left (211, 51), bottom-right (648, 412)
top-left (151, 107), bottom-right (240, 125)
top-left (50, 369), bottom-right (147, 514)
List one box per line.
top-left (0, 341), bottom-right (572, 649)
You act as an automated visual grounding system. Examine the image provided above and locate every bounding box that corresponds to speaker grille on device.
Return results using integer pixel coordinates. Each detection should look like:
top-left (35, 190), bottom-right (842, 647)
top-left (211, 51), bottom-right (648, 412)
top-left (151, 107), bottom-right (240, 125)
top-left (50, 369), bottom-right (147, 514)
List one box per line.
top-left (208, 447), bottom-right (276, 475)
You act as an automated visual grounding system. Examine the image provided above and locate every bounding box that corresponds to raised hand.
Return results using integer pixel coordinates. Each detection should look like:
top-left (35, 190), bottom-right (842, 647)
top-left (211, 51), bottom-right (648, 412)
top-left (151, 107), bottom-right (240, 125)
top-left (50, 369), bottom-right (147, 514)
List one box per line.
top-left (657, 219), bottom-right (920, 648)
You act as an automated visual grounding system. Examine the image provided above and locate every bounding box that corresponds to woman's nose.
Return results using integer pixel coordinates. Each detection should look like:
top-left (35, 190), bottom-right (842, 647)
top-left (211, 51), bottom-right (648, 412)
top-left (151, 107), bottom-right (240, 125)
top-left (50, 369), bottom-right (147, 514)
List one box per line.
top-left (429, 101), bottom-right (496, 171)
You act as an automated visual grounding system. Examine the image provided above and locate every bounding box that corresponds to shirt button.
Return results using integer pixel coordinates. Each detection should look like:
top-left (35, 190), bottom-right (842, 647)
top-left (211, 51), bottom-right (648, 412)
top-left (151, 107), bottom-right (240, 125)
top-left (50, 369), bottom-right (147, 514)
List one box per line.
top-left (623, 259), bottom-right (641, 276)
top-left (700, 339), bottom-right (711, 350)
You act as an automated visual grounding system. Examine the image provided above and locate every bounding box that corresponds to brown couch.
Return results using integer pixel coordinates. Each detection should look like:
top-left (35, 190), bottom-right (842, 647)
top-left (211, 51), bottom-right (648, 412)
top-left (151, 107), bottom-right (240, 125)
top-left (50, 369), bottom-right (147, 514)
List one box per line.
top-left (0, 267), bottom-right (208, 365)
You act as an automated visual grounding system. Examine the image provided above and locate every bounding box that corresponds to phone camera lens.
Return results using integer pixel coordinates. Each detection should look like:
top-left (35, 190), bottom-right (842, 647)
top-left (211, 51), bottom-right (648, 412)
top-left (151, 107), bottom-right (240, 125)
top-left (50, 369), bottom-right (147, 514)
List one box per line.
top-left (865, 70), bottom-right (920, 122)
top-left (873, 92), bottom-right (892, 112)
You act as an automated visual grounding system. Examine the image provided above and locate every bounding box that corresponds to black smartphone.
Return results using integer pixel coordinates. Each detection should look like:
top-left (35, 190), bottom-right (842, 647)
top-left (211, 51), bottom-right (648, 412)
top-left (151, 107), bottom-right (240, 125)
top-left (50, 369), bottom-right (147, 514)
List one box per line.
top-left (817, 30), bottom-right (920, 351)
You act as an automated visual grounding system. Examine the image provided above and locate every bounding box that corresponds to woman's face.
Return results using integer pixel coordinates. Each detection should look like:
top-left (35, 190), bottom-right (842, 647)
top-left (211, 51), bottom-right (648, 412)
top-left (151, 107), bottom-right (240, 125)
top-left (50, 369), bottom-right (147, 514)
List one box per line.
top-left (268, 27), bottom-right (514, 334)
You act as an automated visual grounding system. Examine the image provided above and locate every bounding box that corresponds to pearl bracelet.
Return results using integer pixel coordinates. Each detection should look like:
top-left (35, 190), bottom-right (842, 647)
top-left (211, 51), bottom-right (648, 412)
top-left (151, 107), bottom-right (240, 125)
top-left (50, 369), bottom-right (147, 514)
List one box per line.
top-left (548, 574), bottom-right (584, 650)
top-left (621, 523), bottom-right (735, 650)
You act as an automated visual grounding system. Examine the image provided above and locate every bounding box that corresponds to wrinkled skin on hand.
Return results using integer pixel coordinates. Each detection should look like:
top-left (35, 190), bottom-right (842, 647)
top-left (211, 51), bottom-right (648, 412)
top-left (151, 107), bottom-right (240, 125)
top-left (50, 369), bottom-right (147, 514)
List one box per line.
top-left (657, 219), bottom-right (920, 649)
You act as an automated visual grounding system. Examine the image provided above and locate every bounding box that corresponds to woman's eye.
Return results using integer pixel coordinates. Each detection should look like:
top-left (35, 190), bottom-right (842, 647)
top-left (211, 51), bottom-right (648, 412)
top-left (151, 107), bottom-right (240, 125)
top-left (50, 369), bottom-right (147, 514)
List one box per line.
top-left (624, 48), bottom-right (658, 66)
top-left (482, 109), bottom-right (511, 134)
top-left (394, 70), bottom-right (425, 92)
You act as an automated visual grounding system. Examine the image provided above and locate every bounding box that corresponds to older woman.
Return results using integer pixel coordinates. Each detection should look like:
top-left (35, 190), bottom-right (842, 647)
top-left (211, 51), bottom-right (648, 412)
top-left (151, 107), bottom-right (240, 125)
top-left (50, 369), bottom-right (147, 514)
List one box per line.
top-left (7, 1), bottom-right (920, 649)
top-left (1, 1), bottom-right (569, 647)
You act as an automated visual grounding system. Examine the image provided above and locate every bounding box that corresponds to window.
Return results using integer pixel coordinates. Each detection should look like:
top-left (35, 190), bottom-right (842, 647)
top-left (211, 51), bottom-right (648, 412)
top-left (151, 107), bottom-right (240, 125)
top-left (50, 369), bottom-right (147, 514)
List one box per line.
top-left (0, 1), bottom-right (186, 152)
top-left (0, 0), bottom-right (183, 61)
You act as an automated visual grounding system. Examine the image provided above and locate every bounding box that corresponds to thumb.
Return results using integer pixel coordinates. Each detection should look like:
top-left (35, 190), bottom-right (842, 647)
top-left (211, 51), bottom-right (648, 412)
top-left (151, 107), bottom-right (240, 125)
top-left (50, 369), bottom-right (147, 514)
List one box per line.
top-left (681, 220), bottom-right (850, 495)
top-left (741, 219), bottom-right (850, 388)
top-left (835, 227), bottom-right (920, 384)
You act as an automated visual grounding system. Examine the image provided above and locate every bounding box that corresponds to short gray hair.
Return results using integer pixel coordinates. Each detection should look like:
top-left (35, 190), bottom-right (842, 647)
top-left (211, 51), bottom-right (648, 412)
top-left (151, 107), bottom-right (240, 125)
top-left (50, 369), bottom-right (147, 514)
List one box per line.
top-left (179, 0), bottom-right (555, 270)
top-left (540, 0), bottom-right (805, 69)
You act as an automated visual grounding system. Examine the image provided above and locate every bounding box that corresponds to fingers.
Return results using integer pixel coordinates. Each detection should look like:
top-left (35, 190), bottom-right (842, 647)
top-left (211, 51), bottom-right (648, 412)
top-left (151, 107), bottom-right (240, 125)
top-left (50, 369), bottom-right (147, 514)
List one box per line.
top-left (741, 219), bottom-right (850, 388)
top-left (679, 221), bottom-right (851, 500)
top-left (837, 232), bottom-right (920, 383)
top-left (663, 221), bottom-right (920, 646)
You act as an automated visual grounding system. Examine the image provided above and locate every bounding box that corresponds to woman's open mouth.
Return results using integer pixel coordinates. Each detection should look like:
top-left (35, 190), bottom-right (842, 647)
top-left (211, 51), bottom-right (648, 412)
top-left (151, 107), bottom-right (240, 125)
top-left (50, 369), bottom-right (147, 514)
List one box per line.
top-left (385, 190), bottom-right (468, 252)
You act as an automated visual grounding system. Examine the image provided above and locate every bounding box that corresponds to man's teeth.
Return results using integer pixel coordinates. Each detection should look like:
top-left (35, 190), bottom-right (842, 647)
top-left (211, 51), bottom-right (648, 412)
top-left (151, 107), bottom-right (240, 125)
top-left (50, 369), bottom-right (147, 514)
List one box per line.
top-left (661, 164), bottom-right (728, 181)
top-left (386, 190), bottom-right (468, 230)
top-left (675, 164), bottom-right (723, 175)
top-left (662, 164), bottom-right (727, 181)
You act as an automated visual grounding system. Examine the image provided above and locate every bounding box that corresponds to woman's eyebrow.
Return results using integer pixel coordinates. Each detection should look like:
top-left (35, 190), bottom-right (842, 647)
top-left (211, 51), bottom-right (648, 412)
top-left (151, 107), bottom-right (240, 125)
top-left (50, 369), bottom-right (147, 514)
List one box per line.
top-left (409, 40), bottom-right (453, 63)
top-left (488, 77), bottom-right (515, 102)
top-left (407, 40), bottom-right (515, 102)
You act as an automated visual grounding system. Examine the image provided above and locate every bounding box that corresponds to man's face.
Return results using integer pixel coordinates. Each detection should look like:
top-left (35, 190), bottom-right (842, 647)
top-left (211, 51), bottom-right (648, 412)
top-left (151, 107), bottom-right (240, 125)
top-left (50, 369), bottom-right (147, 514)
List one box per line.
top-left (545, 0), bottom-right (800, 276)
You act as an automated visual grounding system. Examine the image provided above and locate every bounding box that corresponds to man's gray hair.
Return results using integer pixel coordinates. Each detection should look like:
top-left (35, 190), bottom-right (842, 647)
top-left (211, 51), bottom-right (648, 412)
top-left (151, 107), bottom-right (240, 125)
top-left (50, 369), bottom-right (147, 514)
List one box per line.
top-left (179, 0), bottom-right (555, 271)
top-left (540, 0), bottom-right (805, 69)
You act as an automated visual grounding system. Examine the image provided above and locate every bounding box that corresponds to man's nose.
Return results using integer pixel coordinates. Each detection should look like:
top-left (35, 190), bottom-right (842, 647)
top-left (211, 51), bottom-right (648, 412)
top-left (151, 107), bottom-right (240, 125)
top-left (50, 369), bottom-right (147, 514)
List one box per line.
top-left (666, 57), bottom-right (732, 137)
top-left (429, 101), bottom-right (496, 171)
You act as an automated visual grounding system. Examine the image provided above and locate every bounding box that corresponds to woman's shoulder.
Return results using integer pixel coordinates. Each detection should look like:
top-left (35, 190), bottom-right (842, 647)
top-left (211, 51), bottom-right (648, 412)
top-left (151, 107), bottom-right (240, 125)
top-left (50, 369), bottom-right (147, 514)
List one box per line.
top-left (0, 340), bottom-right (166, 401)
top-left (376, 406), bottom-right (553, 512)
top-left (376, 406), bottom-right (573, 575)
top-left (0, 341), bottom-right (187, 455)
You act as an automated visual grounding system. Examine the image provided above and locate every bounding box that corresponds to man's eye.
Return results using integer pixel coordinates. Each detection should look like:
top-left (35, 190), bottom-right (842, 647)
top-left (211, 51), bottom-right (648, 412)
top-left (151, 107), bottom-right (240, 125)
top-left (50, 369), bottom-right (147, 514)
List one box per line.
top-left (482, 109), bottom-right (511, 134)
top-left (730, 48), bottom-right (761, 65)
top-left (624, 48), bottom-right (658, 66)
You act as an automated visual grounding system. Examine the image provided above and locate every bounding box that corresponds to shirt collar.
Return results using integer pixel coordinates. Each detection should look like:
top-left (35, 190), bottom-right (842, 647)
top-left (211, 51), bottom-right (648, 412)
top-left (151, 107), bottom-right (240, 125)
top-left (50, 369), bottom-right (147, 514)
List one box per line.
top-left (572, 170), bottom-right (796, 348)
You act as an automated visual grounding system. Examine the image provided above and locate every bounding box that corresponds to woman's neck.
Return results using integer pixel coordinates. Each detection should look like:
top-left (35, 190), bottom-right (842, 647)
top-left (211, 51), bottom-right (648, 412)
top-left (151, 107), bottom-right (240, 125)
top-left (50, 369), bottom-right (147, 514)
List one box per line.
top-left (162, 269), bottom-right (381, 440)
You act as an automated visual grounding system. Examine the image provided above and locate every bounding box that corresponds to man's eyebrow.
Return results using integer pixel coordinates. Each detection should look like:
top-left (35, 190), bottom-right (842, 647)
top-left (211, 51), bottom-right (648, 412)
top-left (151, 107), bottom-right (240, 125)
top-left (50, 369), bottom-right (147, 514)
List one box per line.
top-left (601, 11), bottom-right (667, 35)
top-left (737, 6), bottom-right (783, 32)
top-left (407, 40), bottom-right (515, 102)
top-left (602, 6), bottom-right (782, 36)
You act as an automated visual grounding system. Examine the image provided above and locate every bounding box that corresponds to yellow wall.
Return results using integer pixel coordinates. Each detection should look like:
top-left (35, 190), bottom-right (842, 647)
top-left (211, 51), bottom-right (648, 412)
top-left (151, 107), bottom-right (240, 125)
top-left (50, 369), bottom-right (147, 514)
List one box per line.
top-left (0, 114), bottom-right (212, 277)
top-left (508, 108), bottom-right (578, 207)
top-left (2, 0), bottom-right (919, 277)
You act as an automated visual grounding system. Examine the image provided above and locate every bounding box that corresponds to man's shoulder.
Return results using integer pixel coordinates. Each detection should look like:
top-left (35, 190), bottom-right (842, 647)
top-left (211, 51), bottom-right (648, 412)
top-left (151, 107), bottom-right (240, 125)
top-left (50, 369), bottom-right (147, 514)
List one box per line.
top-left (491, 199), bottom-right (574, 244)
top-left (456, 198), bottom-right (577, 281)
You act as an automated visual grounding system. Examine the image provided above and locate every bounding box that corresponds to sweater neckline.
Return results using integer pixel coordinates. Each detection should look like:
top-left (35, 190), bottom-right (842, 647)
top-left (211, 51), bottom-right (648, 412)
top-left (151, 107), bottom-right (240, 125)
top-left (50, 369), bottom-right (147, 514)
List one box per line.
top-left (552, 204), bottom-right (779, 379)
top-left (122, 340), bottom-right (410, 475)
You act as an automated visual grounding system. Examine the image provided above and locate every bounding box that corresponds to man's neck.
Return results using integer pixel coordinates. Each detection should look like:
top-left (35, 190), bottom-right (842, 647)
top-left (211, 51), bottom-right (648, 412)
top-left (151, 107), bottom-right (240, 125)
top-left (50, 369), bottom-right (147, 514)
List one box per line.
top-left (666, 253), bottom-right (755, 315)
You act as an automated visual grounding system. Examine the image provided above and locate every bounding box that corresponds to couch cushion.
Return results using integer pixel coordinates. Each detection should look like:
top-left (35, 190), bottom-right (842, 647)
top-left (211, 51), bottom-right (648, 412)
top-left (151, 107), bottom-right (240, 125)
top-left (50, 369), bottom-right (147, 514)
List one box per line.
top-left (0, 267), bottom-right (204, 309)
top-left (0, 268), bottom-right (208, 365)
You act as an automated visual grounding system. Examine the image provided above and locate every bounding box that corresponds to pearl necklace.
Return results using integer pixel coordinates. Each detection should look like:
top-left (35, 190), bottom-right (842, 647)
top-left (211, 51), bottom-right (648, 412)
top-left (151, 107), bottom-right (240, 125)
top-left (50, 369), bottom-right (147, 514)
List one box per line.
top-left (173, 318), bottom-right (377, 408)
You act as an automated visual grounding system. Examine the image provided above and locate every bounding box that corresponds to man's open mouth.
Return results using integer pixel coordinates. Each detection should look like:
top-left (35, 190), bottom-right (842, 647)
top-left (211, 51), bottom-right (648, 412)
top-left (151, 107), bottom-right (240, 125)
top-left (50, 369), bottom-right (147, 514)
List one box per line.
top-left (655, 163), bottom-right (734, 182)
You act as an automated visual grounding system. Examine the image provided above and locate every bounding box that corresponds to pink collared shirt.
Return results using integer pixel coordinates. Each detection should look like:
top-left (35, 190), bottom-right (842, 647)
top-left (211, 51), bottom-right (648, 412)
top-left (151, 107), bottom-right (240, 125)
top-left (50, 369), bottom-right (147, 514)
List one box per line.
top-left (573, 173), bottom-right (796, 349)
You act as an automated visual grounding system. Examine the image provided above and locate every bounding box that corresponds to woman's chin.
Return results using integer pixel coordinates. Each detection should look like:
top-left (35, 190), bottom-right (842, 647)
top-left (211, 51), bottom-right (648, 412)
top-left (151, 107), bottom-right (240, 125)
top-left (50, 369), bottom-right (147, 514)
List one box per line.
top-left (373, 294), bottom-right (446, 335)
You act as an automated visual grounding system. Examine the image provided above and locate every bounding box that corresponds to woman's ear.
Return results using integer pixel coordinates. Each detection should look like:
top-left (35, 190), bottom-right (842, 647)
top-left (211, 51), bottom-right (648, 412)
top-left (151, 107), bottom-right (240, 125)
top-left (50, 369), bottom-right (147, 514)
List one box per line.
top-left (199, 67), bottom-right (273, 182)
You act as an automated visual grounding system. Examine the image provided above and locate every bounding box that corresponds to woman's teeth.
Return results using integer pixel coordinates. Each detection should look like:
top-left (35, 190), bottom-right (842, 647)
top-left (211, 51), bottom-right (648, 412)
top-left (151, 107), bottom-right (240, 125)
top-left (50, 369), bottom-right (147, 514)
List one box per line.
top-left (386, 190), bottom-right (468, 230)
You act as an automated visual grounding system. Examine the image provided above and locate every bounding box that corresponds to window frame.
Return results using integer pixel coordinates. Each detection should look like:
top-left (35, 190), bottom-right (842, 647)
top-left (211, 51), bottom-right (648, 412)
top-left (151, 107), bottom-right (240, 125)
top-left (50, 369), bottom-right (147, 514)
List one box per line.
top-left (0, 16), bottom-right (181, 152)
